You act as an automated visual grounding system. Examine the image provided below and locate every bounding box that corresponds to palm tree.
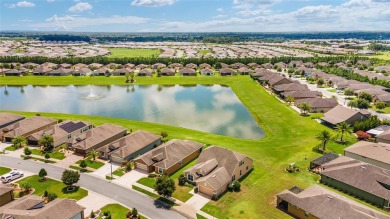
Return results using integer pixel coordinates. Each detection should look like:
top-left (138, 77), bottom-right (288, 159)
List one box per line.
top-left (39, 134), bottom-right (54, 151)
top-left (87, 149), bottom-right (99, 161)
top-left (12, 136), bottom-right (26, 149)
top-left (316, 130), bottom-right (332, 152)
top-left (347, 100), bottom-right (358, 109)
top-left (298, 102), bottom-right (311, 115)
top-left (335, 122), bottom-right (353, 142)
top-left (285, 96), bottom-right (294, 105)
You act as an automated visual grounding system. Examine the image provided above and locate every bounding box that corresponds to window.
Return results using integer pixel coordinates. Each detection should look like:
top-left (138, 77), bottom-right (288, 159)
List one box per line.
top-left (246, 166), bottom-right (248, 170)
top-left (187, 174), bottom-right (194, 182)
top-left (158, 167), bottom-right (163, 174)
top-left (232, 175), bottom-right (235, 181)
top-left (68, 135), bottom-right (71, 139)
top-left (240, 170), bottom-right (242, 175)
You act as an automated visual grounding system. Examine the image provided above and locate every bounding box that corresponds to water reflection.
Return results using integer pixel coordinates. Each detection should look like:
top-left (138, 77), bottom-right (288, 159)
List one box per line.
top-left (0, 85), bottom-right (264, 139)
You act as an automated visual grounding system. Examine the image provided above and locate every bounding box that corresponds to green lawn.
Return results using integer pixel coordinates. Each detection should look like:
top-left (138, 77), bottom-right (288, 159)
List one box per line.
top-left (5, 146), bottom-right (18, 151)
top-left (0, 166), bottom-right (11, 175)
top-left (108, 48), bottom-right (161, 58)
top-left (199, 49), bottom-right (212, 55)
top-left (112, 168), bottom-right (125, 177)
top-left (137, 177), bottom-right (156, 188)
top-left (372, 106), bottom-right (390, 114)
top-left (1, 76), bottom-right (358, 219)
top-left (197, 213), bottom-right (208, 219)
top-left (76, 157), bottom-right (105, 169)
top-left (327, 89), bottom-right (337, 93)
top-left (362, 52), bottom-right (390, 61)
top-left (97, 203), bottom-right (146, 219)
top-left (69, 165), bottom-right (92, 173)
top-left (31, 147), bottom-right (65, 160)
top-left (21, 155), bottom-right (57, 163)
top-left (16, 175), bottom-right (88, 200)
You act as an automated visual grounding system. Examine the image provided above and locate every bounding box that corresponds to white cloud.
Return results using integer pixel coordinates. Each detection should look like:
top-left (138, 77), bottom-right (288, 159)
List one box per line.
top-left (33, 15), bottom-right (149, 30)
top-left (9, 1), bottom-right (35, 8)
top-left (217, 8), bottom-right (224, 12)
top-left (68, 2), bottom-right (92, 12)
top-left (212, 14), bottom-right (228, 19)
top-left (131, 0), bottom-right (174, 7)
top-left (47, 0), bottom-right (55, 2)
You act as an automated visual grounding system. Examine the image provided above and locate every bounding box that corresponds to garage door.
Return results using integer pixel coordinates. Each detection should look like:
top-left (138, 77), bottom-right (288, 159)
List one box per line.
top-left (135, 162), bottom-right (148, 172)
top-left (199, 185), bottom-right (213, 197)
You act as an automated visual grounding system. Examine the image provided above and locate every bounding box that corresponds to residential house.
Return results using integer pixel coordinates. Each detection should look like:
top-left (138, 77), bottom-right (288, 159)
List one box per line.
top-left (367, 125), bottom-right (390, 137)
top-left (184, 146), bottom-right (253, 198)
top-left (4, 69), bottom-right (21, 76)
top-left (32, 66), bottom-right (52, 76)
top-left (199, 63), bottom-right (211, 69)
top-left (0, 195), bottom-right (84, 219)
top-left (0, 113), bottom-right (24, 129)
top-left (281, 91), bottom-right (321, 100)
top-left (27, 120), bottom-right (92, 147)
top-left (321, 105), bottom-right (371, 127)
top-left (276, 185), bottom-right (390, 219)
top-left (237, 67), bottom-right (252, 75)
top-left (1, 116), bottom-right (57, 142)
top-left (0, 185), bottom-right (14, 207)
top-left (374, 94), bottom-right (390, 106)
top-left (219, 68), bottom-right (236, 76)
top-left (73, 67), bottom-right (91, 76)
top-left (200, 68), bottom-right (214, 76)
top-left (377, 129), bottom-right (390, 144)
top-left (267, 75), bottom-right (292, 87)
top-left (309, 153), bottom-right (339, 172)
top-left (137, 68), bottom-right (153, 77)
top-left (68, 124), bottom-right (127, 155)
top-left (186, 63), bottom-right (197, 69)
top-left (153, 63), bottom-right (166, 69)
top-left (295, 98), bottom-right (338, 113)
top-left (344, 141), bottom-right (390, 171)
top-left (179, 68), bottom-right (196, 76)
top-left (112, 68), bottom-right (132, 76)
top-left (170, 63), bottom-right (183, 69)
top-left (98, 130), bottom-right (162, 163)
top-left (160, 68), bottom-right (176, 76)
top-left (273, 83), bottom-right (309, 93)
top-left (320, 158), bottom-right (390, 209)
top-left (134, 139), bottom-right (203, 175)
top-left (47, 68), bottom-right (72, 76)
top-left (250, 69), bottom-right (273, 79)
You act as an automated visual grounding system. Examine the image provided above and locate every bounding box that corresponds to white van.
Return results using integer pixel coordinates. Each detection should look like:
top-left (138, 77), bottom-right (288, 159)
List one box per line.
top-left (1, 171), bottom-right (24, 183)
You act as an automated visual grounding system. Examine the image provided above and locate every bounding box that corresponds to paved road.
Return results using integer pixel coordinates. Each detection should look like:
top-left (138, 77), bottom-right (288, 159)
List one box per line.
top-left (0, 155), bottom-right (184, 219)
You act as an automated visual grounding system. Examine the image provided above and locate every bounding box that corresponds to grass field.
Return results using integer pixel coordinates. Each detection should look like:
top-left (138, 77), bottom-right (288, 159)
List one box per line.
top-left (76, 157), bottom-right (105, 169)
top-left (31, 147), bottom-right (65, 160)
top-left (363, 52), bottom-right (390, 61)
top-left (108, 48), bottom-right (161, 58)
top-left (1, 75), bottom-right (363, 218)
top-left (0, 166), bottom-right (11, 175)
top-left (16, 175), bottom-right (88, 200)
top-left (97, 203), bottom-right (149, 219)
top-left (199, 49), bottom-right (212, 55)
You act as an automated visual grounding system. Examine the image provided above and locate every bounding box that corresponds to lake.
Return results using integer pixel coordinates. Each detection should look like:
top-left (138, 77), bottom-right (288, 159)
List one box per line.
top-left (0, 85), bottom-right (264, 139)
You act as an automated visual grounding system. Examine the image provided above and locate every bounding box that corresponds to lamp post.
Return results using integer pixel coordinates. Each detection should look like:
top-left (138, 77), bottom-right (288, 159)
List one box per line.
top-left (108, 155), bottom-right (113, 182)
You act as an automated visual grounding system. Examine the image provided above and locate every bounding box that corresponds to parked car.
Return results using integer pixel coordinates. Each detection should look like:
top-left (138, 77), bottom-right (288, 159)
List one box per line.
top-left (1, 171), bottom-right (24, 183)
top-left (336, 90), bottom-right (344, 94)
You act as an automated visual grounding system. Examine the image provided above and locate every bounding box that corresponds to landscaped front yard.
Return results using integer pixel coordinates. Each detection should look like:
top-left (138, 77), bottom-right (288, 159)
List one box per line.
top-left (31, 146), bottom-right (65, 160)
top-left (76, 157), bottom-right (105, 170)
top-left (16, 175), bottom-right (88, 200)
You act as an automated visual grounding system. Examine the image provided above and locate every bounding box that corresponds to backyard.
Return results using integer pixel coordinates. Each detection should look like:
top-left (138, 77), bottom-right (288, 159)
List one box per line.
top-left (1, 75), bottom-right (359, 219)
top-left (108, 48), bottom-right (161, 58)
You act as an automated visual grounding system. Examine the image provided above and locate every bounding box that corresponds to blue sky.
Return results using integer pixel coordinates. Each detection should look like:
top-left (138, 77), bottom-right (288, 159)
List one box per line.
top-left (1, 0), bottom-right (390, 32)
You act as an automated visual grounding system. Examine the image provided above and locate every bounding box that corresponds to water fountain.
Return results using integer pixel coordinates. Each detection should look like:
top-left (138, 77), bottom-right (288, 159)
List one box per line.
top-left (84, 85), bottom-right (102, 100)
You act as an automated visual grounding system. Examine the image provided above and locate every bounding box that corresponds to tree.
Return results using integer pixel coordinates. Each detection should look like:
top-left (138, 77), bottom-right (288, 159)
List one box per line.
top-left (87, 149), bottom-right (99, 161)
top-left (375, 101), bottom-right (386, 111)
top-left (298, 102), bottom-right (311, 115)
top-left (79, 160), bottom-right (87, 171)
top-left (178, 174), bottom-right (186, 186)
top-left (24, 147), bottom-right (32, 158)
top-left (39, 134), bottom-right (54, 151)
top-left (347, 100), bottom-right (358, 109)
top-left (61, 170), bottom-right (80, 190)
top-left (356, 98), bottom-right (370, 109)
top-left (335, 122), bottom-right (353, 142)
top-left (317, 78), bottom-right (325, 86)
top-left (316, 130), bottom-right (332, 152)
top-left (125, 72), bottom-right (130, 83)
top-left (359, 92), bottom-right (373, 102)
top-left (12, 136), bottom-right (26, 149)
top-left (39, 168), bottom-right (47, 181)
top-left (48, 193), bottom-right (57, 202)
top-left (155, 175), bottom-right (175, 197)
top-left (344, 89), bottom-right (354, 97)
top-left (22, 183), bottom-right (32, 193)
top-left (285, 96), bottom-right (294, 105)
top-left (44, 153), bottom-right (50, 162)
top-left (233, 181), bottom-right (241, 192)
top-left (130, 72), bottom-right (135, 83)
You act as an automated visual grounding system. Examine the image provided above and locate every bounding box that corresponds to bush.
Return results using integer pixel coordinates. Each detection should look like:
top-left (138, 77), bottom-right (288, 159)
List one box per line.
top-left (132, 208), bottom-right (138, 217)
top-left (178, 174), bottom-right (186, 186)
top-left (22, 183), bottom-right (32, 192)
top-left (194, 187), bottom-right (198, 193)
top-left (43, 190), bottom-right (48, 197)
top-left (48, 193), bottom-right (58, 202)
top-left (228, 184), bottom-right (234, 192)
top-left (356, 131), bottom-right (371, 140)
top-left (233, 181), bottom-right (241, 192)
top-left (90, 210), bottom-right (96, 218)
top-left (148, 173), bottom-right (156, 178)
top-left (160, 131), bottom-right (168, 138)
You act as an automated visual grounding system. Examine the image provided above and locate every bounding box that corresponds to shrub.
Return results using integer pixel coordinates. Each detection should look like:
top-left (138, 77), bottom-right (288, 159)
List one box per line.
top-left (24, 147), bottom-right (32, 157)
top-left (22, 183), bottom-right (32, 192)
top-left (359, 92), bottom-right (373, 102)
top-left (43, 190), bottom-right (48, 197)
top-left (356, 131), bottom-right (371, 140)
top-left (79, 160), bottom-right (87, 170)
top-left (48, 193), bottom-right (57, 202)
top-left (90, 210), bottom-right (96, 218)
top-left (233, 181), bottom-right (241, 192)
top-left (194, 187), bottom-right (198, 193)
top-left (148, 173), bottom-right (156, 178)
top-left (132, 208), bottom-right (138, 217)
top-left (178, 174), bottom-right (186, 186)
top-left (228, 184), bottom-right (234, 192)
top-left (160, 131), bottom-right (168, 138)
top-left (375, 101), bottom-right (386, 110)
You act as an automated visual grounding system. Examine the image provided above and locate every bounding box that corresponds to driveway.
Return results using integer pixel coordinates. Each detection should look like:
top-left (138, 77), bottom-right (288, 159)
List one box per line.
top-left (113, 169), bottom-right (147, 187)
top-left (77, 190), bottom-right (114, 216)
top-left (0, 155), bottom-right (184, 219)
top-left (55, 153), bottom-right (83, 168)
top-left (185, 193), bottom-right (210, 211)
top-left (89, 161), bottom-right (120, 179)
